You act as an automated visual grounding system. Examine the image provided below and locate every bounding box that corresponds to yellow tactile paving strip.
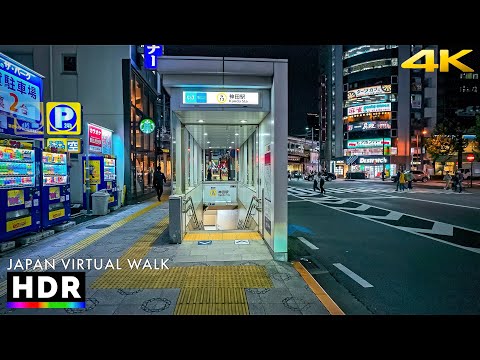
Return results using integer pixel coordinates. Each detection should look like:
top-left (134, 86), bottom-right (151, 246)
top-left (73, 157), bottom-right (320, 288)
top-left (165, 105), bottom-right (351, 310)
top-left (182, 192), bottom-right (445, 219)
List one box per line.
top-left (184, 232), bottom-right (262, 241)
top-left (92, 216), bottom-right (170, 288)
top-left (175, 288), bottom-right (248, 315)
top-left (0, 201), bottom-right (162, 298)
top-left (93, 264), bottom-right (272, 289)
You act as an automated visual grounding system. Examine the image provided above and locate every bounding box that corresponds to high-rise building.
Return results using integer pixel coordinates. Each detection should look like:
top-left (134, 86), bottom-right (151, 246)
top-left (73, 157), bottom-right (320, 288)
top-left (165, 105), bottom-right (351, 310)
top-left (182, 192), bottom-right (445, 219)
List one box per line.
top-left (436, 46), bottom-right (480, 172)
top-left (323, 45), bottom-right (438, 179)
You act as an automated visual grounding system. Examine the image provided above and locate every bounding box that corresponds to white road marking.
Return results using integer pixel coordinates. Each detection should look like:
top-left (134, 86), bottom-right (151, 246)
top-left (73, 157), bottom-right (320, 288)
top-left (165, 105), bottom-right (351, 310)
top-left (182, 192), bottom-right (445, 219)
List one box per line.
top-left (342, 196), bottom-right (397, 200)
top-left (333, 263), bottom-right (374, 288)
top-left (287, 199), bottom-right (310, 203)
top-left (384, 196), bottom-right (480, 210)
top-left (301, 197), bottom-right (480, 255)
top-left (297, 236), bottom-right (319, 250)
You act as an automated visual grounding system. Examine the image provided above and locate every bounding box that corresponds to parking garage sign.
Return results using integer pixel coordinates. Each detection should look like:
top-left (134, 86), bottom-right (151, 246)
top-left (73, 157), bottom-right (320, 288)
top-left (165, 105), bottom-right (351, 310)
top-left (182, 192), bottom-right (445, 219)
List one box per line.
top-left (0, 52), bottom-right (44, 137)
top-left (46, 102), bottom-right (82, 135)
top-left (183, 91), bottom-right (259, 105)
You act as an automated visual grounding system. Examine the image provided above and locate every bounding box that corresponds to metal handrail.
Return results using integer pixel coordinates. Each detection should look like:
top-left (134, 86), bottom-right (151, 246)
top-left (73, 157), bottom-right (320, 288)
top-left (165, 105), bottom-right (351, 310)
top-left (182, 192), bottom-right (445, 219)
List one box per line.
top-left (238, 195), bottom-right (261, 230)
top-left (182, 196), bottom-right (203, 230)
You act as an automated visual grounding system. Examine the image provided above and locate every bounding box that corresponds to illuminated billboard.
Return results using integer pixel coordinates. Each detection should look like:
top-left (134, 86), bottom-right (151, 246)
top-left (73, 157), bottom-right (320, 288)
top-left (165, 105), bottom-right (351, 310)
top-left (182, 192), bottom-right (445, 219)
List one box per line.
top-left (347, 102), bottom-right (391, 116)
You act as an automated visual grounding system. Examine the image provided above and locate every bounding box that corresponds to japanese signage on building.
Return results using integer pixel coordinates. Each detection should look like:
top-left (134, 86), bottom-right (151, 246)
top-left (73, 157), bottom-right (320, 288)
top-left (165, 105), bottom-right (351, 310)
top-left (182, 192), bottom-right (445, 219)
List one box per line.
top-left (347, 85), bottom-right (391, 100)
top-left (88, 123), bottom-right (112, 155)
top-left (347, 121), bottom-right (391, 132)
top-left (46, 138), bottom-right (82, 154)
top-left (46, 102), bottom-right (82, 135)
top-left (347, 138), bottom-right (391, 148)
top-left (183, 91), bottom-right (259, 105)
top-left (143, 45), bottom-right (163, 70)
top-left (357, 156), bottom-right (389, 164)
top-left (348, 102), bottom-right (391, 116)
top-left (0, 52), bottom-right (44, 137)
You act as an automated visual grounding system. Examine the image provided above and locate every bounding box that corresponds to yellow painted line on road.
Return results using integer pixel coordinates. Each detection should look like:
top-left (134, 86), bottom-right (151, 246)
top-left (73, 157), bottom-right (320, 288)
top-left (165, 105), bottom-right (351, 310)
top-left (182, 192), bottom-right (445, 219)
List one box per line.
top-left (292, 261), bottom-right (345, 315)
top-left (0, 201), bottom-right (162, 297)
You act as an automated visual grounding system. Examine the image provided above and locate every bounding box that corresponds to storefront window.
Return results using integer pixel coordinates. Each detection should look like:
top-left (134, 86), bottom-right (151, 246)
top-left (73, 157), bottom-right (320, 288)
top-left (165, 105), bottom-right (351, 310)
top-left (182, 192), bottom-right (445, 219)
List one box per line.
top-left (129, 70), bottom-right (158, 199)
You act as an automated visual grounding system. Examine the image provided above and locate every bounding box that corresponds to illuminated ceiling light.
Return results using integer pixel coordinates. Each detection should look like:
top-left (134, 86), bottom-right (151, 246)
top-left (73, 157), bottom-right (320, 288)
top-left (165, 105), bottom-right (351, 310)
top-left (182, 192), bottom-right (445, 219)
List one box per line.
top-left (229, 146), bottom-right (232, 149)
top-left (240, 120), bottom-right (247, 123)
top-left (209, 146), bottom-right (212, 148)
top-left (235, 133), bottom-right (239, 136)
top-left (173, 141), bottom-right (176, 144)
top-left (207, 141), bottom-right (210, 144)
top-left (204, 133), bottom-right (208, 136)
top-left (198, 119), bottom-right (204, 123)
top-left (231, 141), bottom-right (234, 144)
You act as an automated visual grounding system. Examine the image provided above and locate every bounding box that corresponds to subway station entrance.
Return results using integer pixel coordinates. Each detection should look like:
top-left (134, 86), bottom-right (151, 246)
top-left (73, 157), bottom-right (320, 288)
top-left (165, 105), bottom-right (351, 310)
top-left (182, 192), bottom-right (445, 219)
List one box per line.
top-left (158, 56), bottom-right (288, 261)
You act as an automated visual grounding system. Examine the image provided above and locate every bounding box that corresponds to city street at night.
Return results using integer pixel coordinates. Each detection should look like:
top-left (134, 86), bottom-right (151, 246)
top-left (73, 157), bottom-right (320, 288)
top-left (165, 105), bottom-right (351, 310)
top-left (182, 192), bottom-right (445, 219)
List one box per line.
top-left (288, 178), bottom-right (480, 314)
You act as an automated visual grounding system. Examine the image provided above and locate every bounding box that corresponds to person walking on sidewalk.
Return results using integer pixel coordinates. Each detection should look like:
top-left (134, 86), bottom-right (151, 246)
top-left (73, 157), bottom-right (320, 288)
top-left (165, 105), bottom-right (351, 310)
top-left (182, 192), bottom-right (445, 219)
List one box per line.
top-left (153, 166), bottom-right (167, 201)
top-left (443, 171), bottom-right (452, 190)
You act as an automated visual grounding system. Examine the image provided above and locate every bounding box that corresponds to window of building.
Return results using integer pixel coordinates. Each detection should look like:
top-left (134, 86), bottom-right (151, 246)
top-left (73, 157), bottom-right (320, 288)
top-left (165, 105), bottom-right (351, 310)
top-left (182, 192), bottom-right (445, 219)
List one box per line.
top-left (62, 54), bottom-right (77, 73)
top-left (129, 70), bottom-right (159, 199)
top-left (473, 73), bottom-right (479, 80)
top-left (343, 45), bottom-right (398, 60)
top-left (343, 58), bottom-right (398, 76)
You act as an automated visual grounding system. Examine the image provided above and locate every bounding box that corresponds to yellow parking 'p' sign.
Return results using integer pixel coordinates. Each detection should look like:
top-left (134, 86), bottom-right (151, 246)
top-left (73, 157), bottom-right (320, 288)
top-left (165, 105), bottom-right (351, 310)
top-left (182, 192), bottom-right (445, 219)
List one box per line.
top-left (46, 102), bottom-right (82, 135)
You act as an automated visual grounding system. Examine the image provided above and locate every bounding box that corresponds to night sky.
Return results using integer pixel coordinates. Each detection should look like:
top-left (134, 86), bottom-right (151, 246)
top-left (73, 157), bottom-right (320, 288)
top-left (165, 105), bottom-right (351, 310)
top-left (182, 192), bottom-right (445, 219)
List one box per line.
top-left (164, 45), bottom-right (320, 136)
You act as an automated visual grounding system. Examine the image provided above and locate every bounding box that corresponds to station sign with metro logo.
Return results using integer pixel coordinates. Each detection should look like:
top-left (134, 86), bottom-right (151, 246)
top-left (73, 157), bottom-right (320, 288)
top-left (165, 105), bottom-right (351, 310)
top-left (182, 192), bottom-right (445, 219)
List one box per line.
top-left (46, 102), bottom-right (82, 135)
top-left (183, 91), bottom-right (259, 105)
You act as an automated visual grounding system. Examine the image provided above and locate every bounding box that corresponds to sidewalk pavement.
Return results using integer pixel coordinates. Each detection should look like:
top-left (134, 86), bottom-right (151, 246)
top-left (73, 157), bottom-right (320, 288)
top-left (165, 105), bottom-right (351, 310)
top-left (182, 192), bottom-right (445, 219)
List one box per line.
top-left (0, 194), bottom-right (332, 316)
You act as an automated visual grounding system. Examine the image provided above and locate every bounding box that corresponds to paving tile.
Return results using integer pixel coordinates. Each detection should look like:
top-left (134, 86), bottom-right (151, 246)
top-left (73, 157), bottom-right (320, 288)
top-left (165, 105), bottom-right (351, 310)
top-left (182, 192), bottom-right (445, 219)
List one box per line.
top-left (241, 254), bottom-right (273, 261)
top-left (88, 289), bottom-right (127, 306)
top-left (120, 289), bottom-right (168, 304)
top-left (248, 302), bottom-right (266, 315)
top-left (70, 305), bottom-right (118, 315)
top-left (206, 254), bottom-right (243, 262)
top-left (300, 301), bottom-right (330, 315)
top-left (172, 255), bottom-right (207, 263)
top-left (258, 288), bottom-right (293, 304)
top-left (188, 249), bottom-right (210, 256)
top-left (262, 302), bottom-right (303, 315)
top-left (113, 304), bottom-right (150, 315)
top-left (284, 278), bottom-right (309, 289)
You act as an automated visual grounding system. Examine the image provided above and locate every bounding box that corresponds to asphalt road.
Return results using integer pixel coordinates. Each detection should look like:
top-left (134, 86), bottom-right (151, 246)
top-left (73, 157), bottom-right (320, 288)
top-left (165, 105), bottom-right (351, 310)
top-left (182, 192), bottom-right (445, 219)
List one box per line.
top-left (287, 178), bottom-right (480, 314)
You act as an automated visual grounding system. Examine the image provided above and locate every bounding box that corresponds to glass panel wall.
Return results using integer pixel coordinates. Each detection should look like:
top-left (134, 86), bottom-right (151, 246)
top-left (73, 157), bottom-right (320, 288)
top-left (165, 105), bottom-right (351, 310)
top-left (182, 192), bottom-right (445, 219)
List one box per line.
top-left (129, 69), bottom-right (158, 199)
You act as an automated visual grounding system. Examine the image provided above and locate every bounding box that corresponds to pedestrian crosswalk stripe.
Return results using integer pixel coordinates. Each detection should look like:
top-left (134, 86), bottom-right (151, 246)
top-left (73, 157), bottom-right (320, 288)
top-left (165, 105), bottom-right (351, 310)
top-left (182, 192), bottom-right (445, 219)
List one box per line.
top-left (288, 186), bottom-right (470, 196)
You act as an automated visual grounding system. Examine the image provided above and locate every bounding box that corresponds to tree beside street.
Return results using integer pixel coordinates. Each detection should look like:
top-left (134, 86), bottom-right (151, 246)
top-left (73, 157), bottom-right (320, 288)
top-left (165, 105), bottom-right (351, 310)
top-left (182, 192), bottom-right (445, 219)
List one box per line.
top-left (425, 134), bottom-right (456, 171)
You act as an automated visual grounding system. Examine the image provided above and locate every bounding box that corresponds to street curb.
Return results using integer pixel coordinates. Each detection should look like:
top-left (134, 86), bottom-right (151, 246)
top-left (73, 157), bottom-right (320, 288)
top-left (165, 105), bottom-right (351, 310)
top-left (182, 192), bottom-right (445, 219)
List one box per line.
top-left (292, 261), bottom-right (345, 315)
